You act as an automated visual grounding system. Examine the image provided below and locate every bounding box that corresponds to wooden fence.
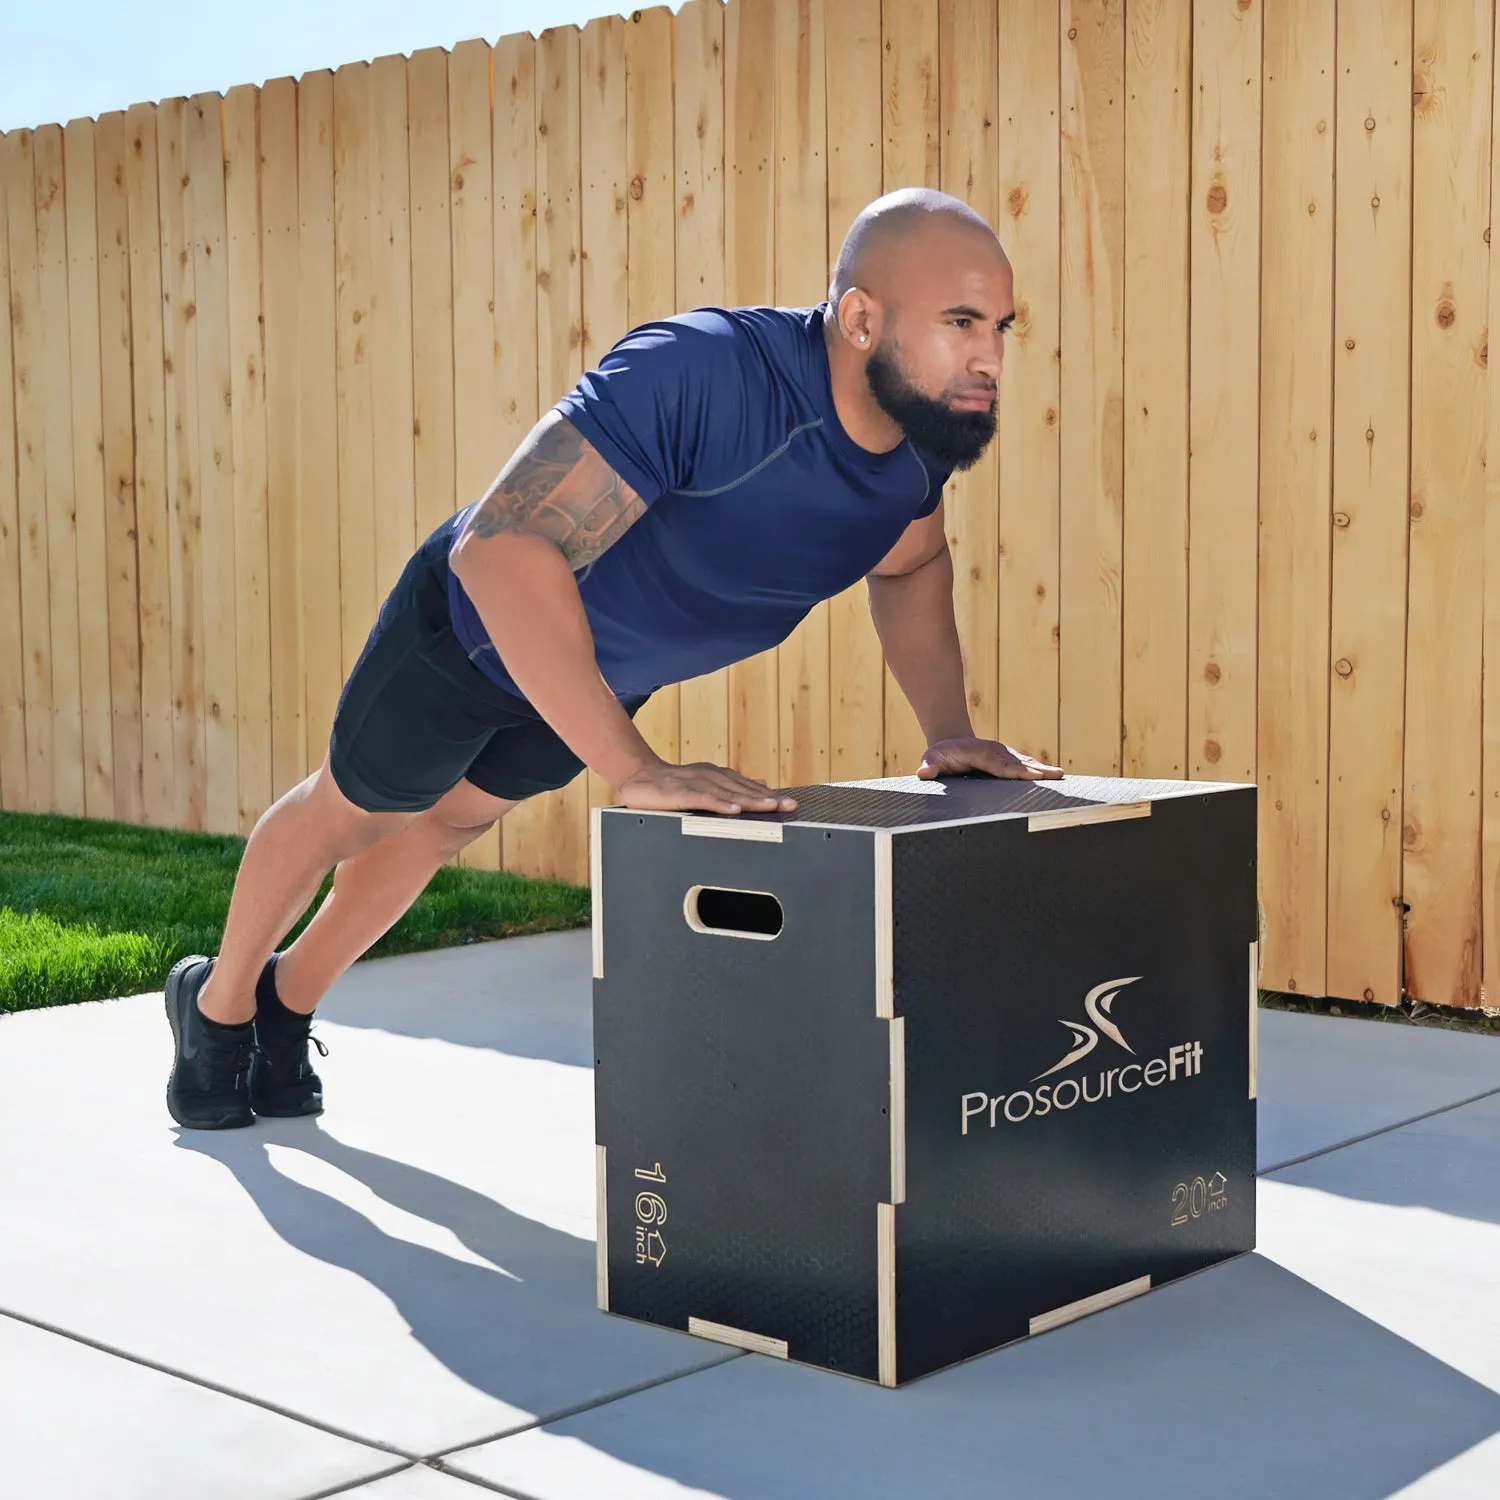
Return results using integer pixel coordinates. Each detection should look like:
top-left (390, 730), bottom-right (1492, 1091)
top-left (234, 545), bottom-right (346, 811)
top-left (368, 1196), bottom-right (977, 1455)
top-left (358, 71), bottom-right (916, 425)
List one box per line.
top-left (2, 0), bottom-right (1498, 1011)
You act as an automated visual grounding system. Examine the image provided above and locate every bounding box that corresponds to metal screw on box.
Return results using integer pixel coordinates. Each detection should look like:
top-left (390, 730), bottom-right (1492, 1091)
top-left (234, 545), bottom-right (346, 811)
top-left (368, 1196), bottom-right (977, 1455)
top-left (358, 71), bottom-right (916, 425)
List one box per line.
top-left (591, 772), bottom-right (1259, 1387)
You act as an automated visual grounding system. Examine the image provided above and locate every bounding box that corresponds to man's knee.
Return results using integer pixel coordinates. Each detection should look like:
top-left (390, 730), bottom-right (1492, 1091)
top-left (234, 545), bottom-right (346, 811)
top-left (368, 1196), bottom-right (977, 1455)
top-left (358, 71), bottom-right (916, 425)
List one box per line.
top-left (422, 781), bottom-right (518, 855)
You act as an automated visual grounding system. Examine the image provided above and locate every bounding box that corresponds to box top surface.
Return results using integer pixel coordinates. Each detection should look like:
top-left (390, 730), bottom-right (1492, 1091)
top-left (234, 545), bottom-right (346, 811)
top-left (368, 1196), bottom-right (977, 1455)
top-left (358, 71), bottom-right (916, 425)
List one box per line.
top-left (611, 772), bottom-right (1251, 832)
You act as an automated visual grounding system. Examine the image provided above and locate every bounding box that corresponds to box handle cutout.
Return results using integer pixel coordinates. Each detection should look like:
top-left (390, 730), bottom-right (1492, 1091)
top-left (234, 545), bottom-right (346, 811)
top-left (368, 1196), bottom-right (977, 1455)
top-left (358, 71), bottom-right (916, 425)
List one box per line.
top-left (684, 885), bottom-right (784, 941)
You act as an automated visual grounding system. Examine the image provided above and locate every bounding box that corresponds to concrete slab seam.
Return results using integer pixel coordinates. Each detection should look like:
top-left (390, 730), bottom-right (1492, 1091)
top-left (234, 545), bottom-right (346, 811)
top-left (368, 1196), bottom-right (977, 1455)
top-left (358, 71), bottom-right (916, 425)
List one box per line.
top-left (0, 1303), bottom-right (421, 1462)
top-left (290, 1461), bottom-right (423, 1500)
top-left (422, 1350), bottom-right (749, 1464)
top-left (1257, 1081), bottom-right (1500, 1176)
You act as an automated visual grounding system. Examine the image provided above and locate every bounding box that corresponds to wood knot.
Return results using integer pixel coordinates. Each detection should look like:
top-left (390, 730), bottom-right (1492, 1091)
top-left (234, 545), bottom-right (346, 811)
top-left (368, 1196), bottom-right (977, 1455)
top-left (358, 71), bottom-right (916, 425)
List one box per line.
top-left (1236, 0), bottom-right (1251, 10)
top-left (1364, 989), bottom-right (1375, 1001)
top-left (1203, 739), bottom-right (1222, 764)
top-left (1007, 185), bottom-right (1027, 218)
top-left (1034, 583), bottom-right (1046, 599)
top-left (1203, 661), bottom-right (1221, 684)
top-left (352, 309), bottom-right (362, 324)
top-left (1345, 338), bottom-right (1355, 350)
top-left (1206, 182), bottom-right (1228, 215)
top-left (1067, 27), bottom-right (1077, 40)
top-left (629, 175), bottom-right (645, 201)
top-left (1436, 298), bottom-right (1456, 329)
top-left (1365, 116), bottom-right (1375, 131)
top-left (1333, 511), bottom-right (1350, 528)
top-left (1334, 658), bottom-right (1353, 677)
top-left (1044, 407), bottom-right (1057, 427)
top-left (1410, 498), bottom-right (1425, 519)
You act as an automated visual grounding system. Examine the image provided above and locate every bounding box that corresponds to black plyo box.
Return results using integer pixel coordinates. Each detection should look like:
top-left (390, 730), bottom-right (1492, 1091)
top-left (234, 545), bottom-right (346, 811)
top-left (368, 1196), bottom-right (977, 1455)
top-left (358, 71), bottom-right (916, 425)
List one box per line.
top-left (590, 773), bottom-right (1259, 1386)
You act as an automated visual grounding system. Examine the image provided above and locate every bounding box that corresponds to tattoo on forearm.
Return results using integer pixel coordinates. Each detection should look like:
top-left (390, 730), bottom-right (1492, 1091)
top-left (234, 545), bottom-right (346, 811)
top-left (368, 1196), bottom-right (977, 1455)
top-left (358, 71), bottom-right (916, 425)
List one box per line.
top-left (466, 418), bottom-right (646, 568)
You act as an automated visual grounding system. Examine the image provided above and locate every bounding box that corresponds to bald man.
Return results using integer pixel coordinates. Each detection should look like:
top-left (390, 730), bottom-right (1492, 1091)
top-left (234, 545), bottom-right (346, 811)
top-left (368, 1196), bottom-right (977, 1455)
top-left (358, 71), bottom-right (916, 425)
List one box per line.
top-left (164, 187), bottom-right (1063, 1131)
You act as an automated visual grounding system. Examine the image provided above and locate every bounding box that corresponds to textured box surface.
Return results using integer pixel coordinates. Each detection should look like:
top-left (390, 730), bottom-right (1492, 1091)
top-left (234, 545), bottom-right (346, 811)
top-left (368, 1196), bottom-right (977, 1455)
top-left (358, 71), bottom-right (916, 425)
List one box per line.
top-left (592, 774), bottom-right (1258, 1386)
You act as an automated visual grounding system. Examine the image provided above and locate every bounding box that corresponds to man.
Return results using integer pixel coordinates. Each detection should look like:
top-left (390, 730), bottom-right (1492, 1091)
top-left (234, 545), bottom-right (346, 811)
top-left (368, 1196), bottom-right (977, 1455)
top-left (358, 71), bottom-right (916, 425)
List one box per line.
top-left (163, 186), bottom-right (1062, 1131)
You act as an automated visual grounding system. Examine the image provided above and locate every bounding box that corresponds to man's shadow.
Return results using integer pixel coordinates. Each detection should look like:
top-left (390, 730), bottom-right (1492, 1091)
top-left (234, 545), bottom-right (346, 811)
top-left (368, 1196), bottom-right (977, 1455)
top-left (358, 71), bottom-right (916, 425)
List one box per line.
top-left (170, 1119), bottom-right (677, 1411)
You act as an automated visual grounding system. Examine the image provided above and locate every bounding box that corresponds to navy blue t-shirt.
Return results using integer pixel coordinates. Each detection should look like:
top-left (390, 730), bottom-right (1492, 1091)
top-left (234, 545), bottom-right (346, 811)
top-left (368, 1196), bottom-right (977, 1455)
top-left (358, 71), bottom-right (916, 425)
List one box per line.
top-left (446, 303), bottom-right (949, 698)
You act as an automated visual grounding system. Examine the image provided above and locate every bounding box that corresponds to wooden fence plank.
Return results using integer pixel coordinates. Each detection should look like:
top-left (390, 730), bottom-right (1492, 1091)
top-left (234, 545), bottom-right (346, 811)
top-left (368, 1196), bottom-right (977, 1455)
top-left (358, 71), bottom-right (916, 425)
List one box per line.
top-left (94, 111), bottom-right (144, 824)
top-left (157, 99), bottom-right (206, 830)
top-left (1257, 0), bottom-right (1334, 998)
top-left (1404, 0), bottom-right (1490, 1008)
top-left (775, 0), bottom-right (830, 789)
top-left (673, 0), bottom-right (731, 772)
top-left (124, 104), bottom-right (174, 823)
top-left (522, 25), bottom-right (588, 884)
top-left (332, 64), bottom-right (378, 695)
top-left (578, 15), bottom-right (630, 820)
top-left (1188, 0), bottom-right (1261, 788)
top-left (724, 0), bottom-right (780, 787)
top-left (881, 0), bottom-right (941, 775)
top-left (260, 77), bottom-right (304, 799)
top-left (939, 0), bottom-right (1000, 749)
top-left (825, 0), bottom-right (885, 783)
top-left (371, 56), bottom-right (417, 601)
top-left (0, 134), bottom-right (25, 810)
top-left (34, 124), bottom-right (84, 817)
top-left (6, 129), bottom-right (53, 814)
top-left (447, 38), bottom-right (500, 871)
top-left (1058, 0), bottom-right (1124, 777)
top-left (625, 6), bottom-right (684, 772)
top-left (1327, 0), bottom-right (1410, 1009)
top-left (296, 74), bottom-right (342, 766)
top-left (1486, 12), bottom-right (1500, 1014)
top-left (476, 34), bottom-right (540, 873)
top-left (409, 48), bottom-right (456, 545)
top-left (494, 36), bottom-right (539, 470)
top-left (63, 117), bottom-right (115, 819)
top-left (225, 85), bottom-right (272, 832)
top-left (1122, 0), bottom-right (1189, 780)
top-left (996, 0), bottom-right (1060, 767)
top-left (187, 94), bottom-right (240, 835)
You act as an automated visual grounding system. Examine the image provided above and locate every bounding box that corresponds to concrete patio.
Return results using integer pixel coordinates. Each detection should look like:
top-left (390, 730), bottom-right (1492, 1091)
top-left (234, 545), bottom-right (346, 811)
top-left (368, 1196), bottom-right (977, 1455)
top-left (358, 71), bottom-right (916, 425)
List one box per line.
top-left (2, 929), bottom-right (1498, 1499)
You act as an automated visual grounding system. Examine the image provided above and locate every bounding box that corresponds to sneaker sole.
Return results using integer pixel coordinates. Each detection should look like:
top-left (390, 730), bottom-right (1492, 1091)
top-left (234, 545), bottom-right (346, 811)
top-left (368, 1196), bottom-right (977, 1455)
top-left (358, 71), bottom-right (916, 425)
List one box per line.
top-left (164, 956), bottom-right (254, 1131)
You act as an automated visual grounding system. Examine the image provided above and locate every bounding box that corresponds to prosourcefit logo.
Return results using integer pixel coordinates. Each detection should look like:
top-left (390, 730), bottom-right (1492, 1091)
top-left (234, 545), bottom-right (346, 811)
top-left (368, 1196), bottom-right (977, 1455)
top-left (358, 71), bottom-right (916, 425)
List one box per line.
top-left (961, 977), bottom-right (1204, 1134)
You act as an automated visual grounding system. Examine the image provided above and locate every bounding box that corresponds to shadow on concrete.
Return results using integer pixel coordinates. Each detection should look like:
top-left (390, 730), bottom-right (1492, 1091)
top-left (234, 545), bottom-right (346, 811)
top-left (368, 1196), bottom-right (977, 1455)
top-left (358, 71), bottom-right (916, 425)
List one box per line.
top-left (174, 1122), bottom-right (1500, 1499)
top-left (447, 1253), bottom-right (1500, 1500)
top-left (171, 1120), bottom-right (730, 1433)
top-left (1265, 1089), bottom-right (1500, 1228)
top-left (314, 934), bottom-right (594, 1068)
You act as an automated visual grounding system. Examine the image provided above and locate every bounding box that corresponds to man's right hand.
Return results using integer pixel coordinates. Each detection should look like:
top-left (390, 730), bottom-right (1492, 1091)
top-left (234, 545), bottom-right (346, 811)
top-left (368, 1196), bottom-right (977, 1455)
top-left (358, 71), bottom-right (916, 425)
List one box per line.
top-left (618, 761), bottom-right (798, 817)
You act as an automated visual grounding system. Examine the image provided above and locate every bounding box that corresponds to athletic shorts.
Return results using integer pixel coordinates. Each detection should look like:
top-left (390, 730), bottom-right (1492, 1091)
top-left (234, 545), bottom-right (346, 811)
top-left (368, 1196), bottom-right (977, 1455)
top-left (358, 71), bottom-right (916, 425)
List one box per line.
top-left (327, 510), bottom-right (652, 813)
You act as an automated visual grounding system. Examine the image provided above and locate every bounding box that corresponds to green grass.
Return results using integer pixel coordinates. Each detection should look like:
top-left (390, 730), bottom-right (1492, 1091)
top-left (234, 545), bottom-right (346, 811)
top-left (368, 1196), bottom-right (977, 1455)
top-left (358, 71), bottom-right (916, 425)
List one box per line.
top-left (0, 809), bottom-right (591, 1014)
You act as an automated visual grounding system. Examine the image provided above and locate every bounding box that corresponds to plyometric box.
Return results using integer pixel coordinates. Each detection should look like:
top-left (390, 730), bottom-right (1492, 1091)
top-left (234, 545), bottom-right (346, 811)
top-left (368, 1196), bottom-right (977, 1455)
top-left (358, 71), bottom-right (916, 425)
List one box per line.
top-left (591, 773), bottom-right (1259, 1386)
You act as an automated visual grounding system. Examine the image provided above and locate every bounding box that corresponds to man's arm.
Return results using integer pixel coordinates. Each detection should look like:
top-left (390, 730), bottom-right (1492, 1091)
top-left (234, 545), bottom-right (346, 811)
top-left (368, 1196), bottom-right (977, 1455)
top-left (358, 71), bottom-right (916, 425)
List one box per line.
top-left (864, 503), bottom-right (975, 744)
top-left (449, 412), bottom-right (791, 813)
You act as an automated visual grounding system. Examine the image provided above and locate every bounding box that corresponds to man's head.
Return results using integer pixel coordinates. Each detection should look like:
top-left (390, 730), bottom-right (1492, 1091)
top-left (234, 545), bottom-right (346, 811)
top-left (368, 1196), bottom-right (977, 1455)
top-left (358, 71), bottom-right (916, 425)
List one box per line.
top-left (827, 188), bottom-right (1013, 471)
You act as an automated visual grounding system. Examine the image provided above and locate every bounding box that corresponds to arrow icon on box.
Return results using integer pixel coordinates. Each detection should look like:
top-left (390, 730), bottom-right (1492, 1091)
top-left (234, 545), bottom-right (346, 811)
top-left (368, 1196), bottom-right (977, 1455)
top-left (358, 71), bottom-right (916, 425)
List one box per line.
top-left (643, 1230), bottom-right (667, 1267)
top-left (1208, 1172), bottom-right (1227, 1197)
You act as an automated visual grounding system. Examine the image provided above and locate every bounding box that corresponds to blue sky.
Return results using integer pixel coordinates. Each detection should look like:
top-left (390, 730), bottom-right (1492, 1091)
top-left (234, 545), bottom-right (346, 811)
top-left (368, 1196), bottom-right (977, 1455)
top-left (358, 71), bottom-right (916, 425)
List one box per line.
top-left (2, 0), bottom-right (685, 134)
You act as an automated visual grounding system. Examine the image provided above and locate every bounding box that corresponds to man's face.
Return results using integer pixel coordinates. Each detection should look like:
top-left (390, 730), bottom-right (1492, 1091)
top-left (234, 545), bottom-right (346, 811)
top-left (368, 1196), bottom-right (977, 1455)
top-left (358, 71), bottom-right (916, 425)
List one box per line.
top-left (864, 246), bottom-right (1013, 472)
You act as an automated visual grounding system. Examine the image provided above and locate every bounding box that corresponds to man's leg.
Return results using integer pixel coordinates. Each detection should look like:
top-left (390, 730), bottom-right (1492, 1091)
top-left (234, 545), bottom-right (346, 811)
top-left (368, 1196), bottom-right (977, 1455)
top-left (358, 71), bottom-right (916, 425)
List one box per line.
top-left (271, 778), bottom-right (520, 1014)
top-left (195, 755), bottom-right (418, 1025)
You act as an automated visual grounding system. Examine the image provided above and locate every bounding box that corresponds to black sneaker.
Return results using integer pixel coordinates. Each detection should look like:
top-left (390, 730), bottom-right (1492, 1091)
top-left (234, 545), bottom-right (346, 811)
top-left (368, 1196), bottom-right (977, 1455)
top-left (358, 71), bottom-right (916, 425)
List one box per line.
top-left (249, 953), bottom-right (327, 1118)
top-left (164, 956), bottom-right (255, 1130)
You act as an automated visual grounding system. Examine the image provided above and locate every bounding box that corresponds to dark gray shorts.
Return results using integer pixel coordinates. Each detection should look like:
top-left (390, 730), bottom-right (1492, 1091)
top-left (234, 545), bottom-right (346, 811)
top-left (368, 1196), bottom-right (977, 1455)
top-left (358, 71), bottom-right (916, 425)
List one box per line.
top-left (328, 512), bottom-right (651, 813)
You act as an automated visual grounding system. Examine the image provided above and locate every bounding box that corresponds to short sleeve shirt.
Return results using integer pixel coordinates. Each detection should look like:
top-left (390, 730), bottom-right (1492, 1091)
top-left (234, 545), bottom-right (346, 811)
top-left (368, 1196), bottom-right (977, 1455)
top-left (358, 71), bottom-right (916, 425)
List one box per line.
top-left (447, 303), bottom-right (949, 698)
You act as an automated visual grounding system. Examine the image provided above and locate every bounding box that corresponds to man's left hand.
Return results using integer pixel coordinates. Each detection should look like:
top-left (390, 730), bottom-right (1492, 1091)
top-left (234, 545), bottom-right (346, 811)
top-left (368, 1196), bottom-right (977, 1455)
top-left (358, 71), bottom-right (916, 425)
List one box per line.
top-left (916, 737), bottom-right (1064, 781)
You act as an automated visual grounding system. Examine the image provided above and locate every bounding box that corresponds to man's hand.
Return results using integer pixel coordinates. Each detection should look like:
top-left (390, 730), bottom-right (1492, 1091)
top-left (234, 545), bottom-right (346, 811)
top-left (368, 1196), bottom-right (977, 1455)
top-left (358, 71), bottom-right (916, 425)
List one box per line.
top-left (916, 737), bottom-right (1063, 781)
top-left (618, 761), bottom-right (799, 816)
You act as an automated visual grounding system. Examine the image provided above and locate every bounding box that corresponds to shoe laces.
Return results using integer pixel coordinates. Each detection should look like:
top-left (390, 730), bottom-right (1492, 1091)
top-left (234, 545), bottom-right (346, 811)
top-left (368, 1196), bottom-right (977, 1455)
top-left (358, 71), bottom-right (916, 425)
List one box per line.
top-left (258, 1009), bottom-right (329, 1073)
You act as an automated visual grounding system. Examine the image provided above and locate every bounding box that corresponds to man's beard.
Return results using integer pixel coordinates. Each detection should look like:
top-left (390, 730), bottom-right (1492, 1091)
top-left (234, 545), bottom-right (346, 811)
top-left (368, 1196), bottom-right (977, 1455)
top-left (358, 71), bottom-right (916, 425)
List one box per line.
top-left (866, 341), bottom-right (997, 472)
